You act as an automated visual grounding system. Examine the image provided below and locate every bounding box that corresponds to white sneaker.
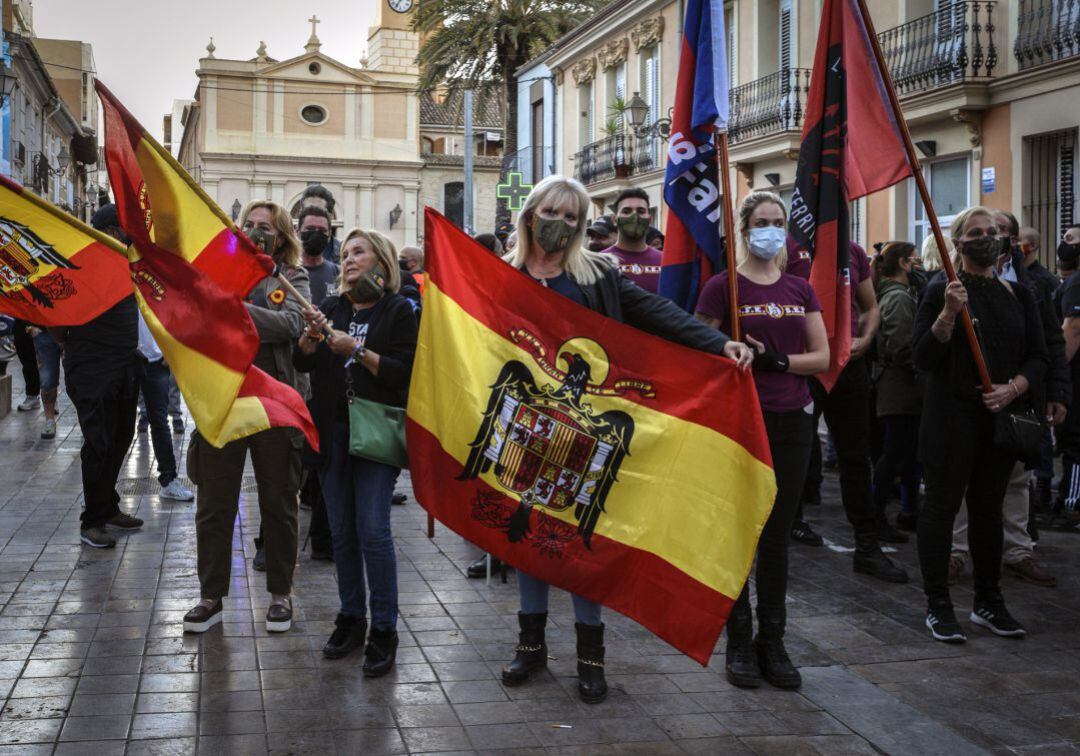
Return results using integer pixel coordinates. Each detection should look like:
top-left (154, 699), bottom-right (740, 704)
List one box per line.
top-left (161, 479), bottom-right (195, 501)
top-left (40, 419), bottom-right (56, 439)
top-left (17, 395), bottom-right (40, 412)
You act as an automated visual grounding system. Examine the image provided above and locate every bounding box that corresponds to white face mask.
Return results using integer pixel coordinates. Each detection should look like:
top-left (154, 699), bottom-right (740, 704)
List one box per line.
top-left (747, 226), bottom-right (786, 261)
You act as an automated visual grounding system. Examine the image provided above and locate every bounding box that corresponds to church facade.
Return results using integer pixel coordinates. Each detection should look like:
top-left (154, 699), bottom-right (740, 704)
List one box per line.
top-left (177, 8), bottom-right (426, 246)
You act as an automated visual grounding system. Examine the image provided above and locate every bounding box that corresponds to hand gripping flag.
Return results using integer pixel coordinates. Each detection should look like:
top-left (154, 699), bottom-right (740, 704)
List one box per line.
top-left (408, 209), bottom-right (777, 664)
top-left (788, 0), bottom-right (912, 390)
top-left (96, 81), bottom-right (317, 450)
top-left (0, 176), bottom-right (131, 325)
top-left (659, 0), bottom-right (729, 311)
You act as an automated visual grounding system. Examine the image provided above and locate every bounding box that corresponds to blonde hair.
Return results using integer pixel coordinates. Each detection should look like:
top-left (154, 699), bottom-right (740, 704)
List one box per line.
top-left (949, 205), bottom-right (995, 245)
top-left (504, 174), bottom-right (614, 286)
top-left (239, 200), bottom-right (300, 267)
top-left (736, 190), bottom-right (789, 270)
top-left (337, 228), bottom-right (402, 295)
top-left (920, 233), bottom-right (955, 272)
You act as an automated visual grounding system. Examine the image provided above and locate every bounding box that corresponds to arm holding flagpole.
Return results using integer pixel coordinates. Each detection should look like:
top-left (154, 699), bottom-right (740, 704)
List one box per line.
top-left (852, 0), bottom-right (993, 393)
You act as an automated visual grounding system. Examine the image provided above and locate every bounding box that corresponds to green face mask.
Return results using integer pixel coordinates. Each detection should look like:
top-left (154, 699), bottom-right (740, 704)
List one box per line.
top-left (348, 264), bottom-right (387, 303)
top-left (243, 226), bottom-right (276, 254)
top-left (616, 213), bottom-right (649, 242)
top-left (531, 215), bottom-right (574, 254)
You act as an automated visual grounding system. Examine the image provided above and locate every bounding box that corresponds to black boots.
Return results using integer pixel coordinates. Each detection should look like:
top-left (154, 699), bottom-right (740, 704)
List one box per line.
top-left (853, 532), bottom-right (909, 583)
top-left (322, 613), bottom-right (366, 659)
top-left (755, 610), bottom-right (801, 689)
top-left (501, 612), bottom-right (548, 686)
top-left (361, 627), bottom-right (398, 677)
top-left (724, 602), bottom-right (761, 689)
top-left (575, 622), bottom-right (607, 704)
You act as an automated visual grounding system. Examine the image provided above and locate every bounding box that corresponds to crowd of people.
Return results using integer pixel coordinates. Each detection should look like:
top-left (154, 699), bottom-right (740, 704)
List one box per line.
top-left (8, 177), bottom-right (1080, 703)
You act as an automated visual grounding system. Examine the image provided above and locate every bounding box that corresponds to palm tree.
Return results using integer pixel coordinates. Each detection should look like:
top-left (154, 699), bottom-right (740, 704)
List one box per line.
top-left (414, 0), bottom-right (606, 225)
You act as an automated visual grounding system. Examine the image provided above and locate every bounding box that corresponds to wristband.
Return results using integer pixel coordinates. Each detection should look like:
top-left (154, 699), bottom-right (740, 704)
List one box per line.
top-left (752, 350), bottom-right (790, 373)
top-left (1009, 378), bottom-right (1020, 398)
top-left (344, 340), bottom-right (365, 368)
top-left (304, 329), bottom-right (324, 343)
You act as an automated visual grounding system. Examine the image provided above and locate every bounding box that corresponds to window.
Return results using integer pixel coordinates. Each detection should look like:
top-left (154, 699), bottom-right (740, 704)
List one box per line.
top-left (1023, 129), bottom-right (1078, 268)
top-left (308, 62), bottom-right (322, 75)
top-left (725, 5), bottom-right (736, 86)
top-left (779, 0), bottom-right (795, 72)
top-left (909, 155), bottom-right (970, 249)
top-left (579, 81), bottom-right (593, 146)
top-left (299, 104), bottom-right (328, 125)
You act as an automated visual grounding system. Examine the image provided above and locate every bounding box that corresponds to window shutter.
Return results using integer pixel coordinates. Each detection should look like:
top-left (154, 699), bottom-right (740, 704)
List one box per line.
top-left (726, 7), bottom-right (735, 86)
top-left (779, 0), bottom-right (793, 72)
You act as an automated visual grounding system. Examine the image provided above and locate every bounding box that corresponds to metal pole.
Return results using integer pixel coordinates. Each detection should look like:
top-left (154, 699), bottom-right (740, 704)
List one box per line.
top-left (463, 88), bottom-right (474, 235)
top-left (852, 0), bottom-right (992, 392)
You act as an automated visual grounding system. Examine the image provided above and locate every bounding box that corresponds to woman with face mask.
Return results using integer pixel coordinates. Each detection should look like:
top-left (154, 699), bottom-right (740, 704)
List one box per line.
top-left (294, 228), bottom-right (417, 676)
top-left (912, 206), bottom-right (1048, 644)
top-left (183, 201), bottom-right (311, 636)
top-left (870, 243), bottom-right (923, 539)
top-left (694, 191), bottom-right (829, 690)
top-left (498, 175), bottom-right (754, 703)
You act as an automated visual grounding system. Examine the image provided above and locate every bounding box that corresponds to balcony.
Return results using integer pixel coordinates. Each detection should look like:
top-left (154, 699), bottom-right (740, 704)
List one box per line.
top-left (878, 1), bottom-right (998, 95)
top-left (501, 145), bottom-right (556, 185)
top-left (1015, 0), bottom-right (1080, 70)
top-left (727, 67), bottom-right (810, 145)
top-left (572, 133), bottom-right (660, 186)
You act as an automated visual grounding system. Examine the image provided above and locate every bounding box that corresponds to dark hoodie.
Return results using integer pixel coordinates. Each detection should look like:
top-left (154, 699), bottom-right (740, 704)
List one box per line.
top-left (874, 277), bottom-right (921, 416)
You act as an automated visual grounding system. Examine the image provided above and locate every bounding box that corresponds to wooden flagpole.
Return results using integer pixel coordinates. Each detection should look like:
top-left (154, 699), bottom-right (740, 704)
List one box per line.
top-left (852, 0), bottom-right (992, 392)
top-left (716, 131), bottom-right (740, 340)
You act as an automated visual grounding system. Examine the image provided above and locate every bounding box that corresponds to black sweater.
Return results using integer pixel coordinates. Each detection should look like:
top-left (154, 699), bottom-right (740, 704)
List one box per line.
top-left (292, 293), bottom-right (418, 462)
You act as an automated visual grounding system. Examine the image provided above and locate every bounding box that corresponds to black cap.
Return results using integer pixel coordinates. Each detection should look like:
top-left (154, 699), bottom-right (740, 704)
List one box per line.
top-left (90, 203), bottom-right (119, 232)
top-left (1058, 239), bottom-right (1080, 263)
top-left (587, 216), bottom-right (616, 237)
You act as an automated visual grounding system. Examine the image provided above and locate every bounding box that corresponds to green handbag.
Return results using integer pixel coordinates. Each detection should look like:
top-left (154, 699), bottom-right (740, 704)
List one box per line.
top-left (346, 369), bottom-right (409, 468)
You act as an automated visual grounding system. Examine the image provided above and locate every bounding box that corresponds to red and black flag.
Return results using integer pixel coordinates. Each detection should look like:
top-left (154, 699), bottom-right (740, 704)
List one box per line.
top-left (788, 0), bottom-right (911, 390)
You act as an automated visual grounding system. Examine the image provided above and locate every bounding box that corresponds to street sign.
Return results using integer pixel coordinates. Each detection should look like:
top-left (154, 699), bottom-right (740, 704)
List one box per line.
top-left (496, 172), bottom-right (533, 212)
top-left (981, 166), bottom-right (995, 194)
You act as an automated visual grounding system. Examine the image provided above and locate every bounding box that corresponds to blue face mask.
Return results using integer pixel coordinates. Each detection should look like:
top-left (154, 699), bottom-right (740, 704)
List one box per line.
top-left (747, 226), bottom-right (786, 261)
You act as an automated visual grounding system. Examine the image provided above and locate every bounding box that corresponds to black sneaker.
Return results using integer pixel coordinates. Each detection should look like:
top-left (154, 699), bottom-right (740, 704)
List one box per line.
top-left (362, 627), bottom-right (399, 677)
top-left (172, 417), bottom-right (185, 434)
top-left (80, 526), bottom-right (117, 549)
top-left (925, 607), bottom-right (967, 643)
top-left (791, 520), bottom-right (823, 546)
top-left (970, 602), bottom-right (1026, 638)
top-left (253, 546), bottom-right (266, 572)
top-left (105, 512), bottom-right (143, 530)
top-left (391, 492), bottom-right (408, 506)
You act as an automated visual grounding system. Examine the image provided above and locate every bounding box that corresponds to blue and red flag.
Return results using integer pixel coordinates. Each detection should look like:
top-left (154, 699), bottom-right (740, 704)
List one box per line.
top-left (659, 0), bottom-right (729, 311)
top-left (788, 0), bottom-right (911, 390)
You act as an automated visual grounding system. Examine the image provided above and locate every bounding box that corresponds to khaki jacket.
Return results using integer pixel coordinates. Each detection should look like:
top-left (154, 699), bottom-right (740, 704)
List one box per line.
top-left (246, 265), bottom-right (310, 400)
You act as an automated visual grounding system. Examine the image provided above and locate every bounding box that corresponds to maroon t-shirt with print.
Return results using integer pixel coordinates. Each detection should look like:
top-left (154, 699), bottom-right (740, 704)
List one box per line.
top-left (604, 245), bottom-right (662, 294)
top-left (696, 271), bottom-right (822, 413)
top-left (784, 237), bottom-right (869, 339)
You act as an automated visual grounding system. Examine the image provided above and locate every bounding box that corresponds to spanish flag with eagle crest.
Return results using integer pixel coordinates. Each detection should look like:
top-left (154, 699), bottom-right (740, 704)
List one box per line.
top-left (408, 209), bottom-right (777, 665)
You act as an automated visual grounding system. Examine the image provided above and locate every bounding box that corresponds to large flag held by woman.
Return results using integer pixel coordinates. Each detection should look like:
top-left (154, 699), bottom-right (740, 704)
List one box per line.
top-left (408, 209), bottom-right (777, 664)
top-left (96, 81), bottom-right (316, 450)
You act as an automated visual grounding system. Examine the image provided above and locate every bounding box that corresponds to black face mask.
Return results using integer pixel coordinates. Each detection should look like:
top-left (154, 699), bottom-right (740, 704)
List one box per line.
top-left (1058, 239), bottom-right (1080, 264)
top-left (960, 236), bottom-right (998, 269)
top-left (908, 267), bottom-right (928, 292)
top-left (300, 228), bottom-right (328, 255)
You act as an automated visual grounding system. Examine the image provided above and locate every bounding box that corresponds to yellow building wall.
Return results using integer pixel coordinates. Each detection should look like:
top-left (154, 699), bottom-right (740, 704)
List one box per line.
top-left (980, 103), bottom-right (1012, 212)
top-left (283, 88), bottom-right (346, 136)
top-left (216, 78), bottom-right (253, 133)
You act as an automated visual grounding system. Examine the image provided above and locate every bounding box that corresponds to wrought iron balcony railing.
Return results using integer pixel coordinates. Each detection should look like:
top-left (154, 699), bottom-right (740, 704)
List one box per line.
top-left (1015, 0), bottom-right (1080, 70)
top-left (572, 133), bottom-right (660, 186)
top-left (878, 1), bottom-right (997, 95)
top-left (727, 67), bottom-right (810, 146)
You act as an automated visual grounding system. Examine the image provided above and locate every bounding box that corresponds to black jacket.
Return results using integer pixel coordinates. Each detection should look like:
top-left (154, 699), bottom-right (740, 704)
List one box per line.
top-left (913, 273), bottom-right (1048, 462)
top-left (293, 293), bottom-right (418, 462)
top-left (575, 264), bottom-right (732, 354)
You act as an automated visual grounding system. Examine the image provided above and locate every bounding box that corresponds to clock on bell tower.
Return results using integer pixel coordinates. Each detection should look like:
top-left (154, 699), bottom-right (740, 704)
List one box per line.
top-left (367, 0), bottom-right (419, 72)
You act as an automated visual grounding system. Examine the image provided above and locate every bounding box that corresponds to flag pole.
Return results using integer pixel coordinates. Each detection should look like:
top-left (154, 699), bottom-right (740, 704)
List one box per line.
top-left (716, 131), bottom-right (740, 340)
top-left (852, 0), bottom-right (992, 392)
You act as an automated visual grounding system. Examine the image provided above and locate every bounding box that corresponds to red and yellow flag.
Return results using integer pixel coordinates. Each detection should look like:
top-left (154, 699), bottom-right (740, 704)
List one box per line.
top-left (408, 210), bottom-right (777, 664)
top-left (0, 176), bottom-right (131, 326)
top-left (96, 81), bottom-right (316, 450)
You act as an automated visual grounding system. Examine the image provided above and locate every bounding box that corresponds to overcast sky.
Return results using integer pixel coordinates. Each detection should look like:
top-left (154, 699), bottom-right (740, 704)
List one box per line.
top-left (34, 0), bottom-right (381, 137)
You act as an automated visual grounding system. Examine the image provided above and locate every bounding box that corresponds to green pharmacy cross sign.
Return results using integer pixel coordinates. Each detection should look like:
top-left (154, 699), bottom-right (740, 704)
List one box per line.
top-left (497, 172), bottom-right (533, 212)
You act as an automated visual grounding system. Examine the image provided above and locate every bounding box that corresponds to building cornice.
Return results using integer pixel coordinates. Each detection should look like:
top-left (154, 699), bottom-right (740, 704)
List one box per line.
top-left (544, 0), bottom-right (667, 71)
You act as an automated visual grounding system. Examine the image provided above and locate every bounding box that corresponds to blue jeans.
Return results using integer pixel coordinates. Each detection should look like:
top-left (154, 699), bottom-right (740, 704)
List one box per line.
top-left (138, 358), bottom-right (177, 485)
top-left (33, 332), bottom-right (62, 391)
top-left (319, 421), bottom-right (399, 630)
top-left (517, 570), bottom-right (602, 626)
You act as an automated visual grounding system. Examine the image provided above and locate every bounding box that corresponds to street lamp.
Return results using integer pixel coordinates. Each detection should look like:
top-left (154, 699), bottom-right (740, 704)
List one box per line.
top-left (623, 91), bottom-right (672, 140)
top-left (389, 203), bottom-right (402, 229)
top-left (0, 63), bottom-right (16, 109)
top-left (231, 199), bottom-right (242, 221)
top-left (56, 146), bottom-right (70, 175)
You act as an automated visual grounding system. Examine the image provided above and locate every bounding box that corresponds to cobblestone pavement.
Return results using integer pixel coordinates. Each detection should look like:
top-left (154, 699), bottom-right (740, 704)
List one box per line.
top-left (2, 372), bottom-right (1080, 755)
